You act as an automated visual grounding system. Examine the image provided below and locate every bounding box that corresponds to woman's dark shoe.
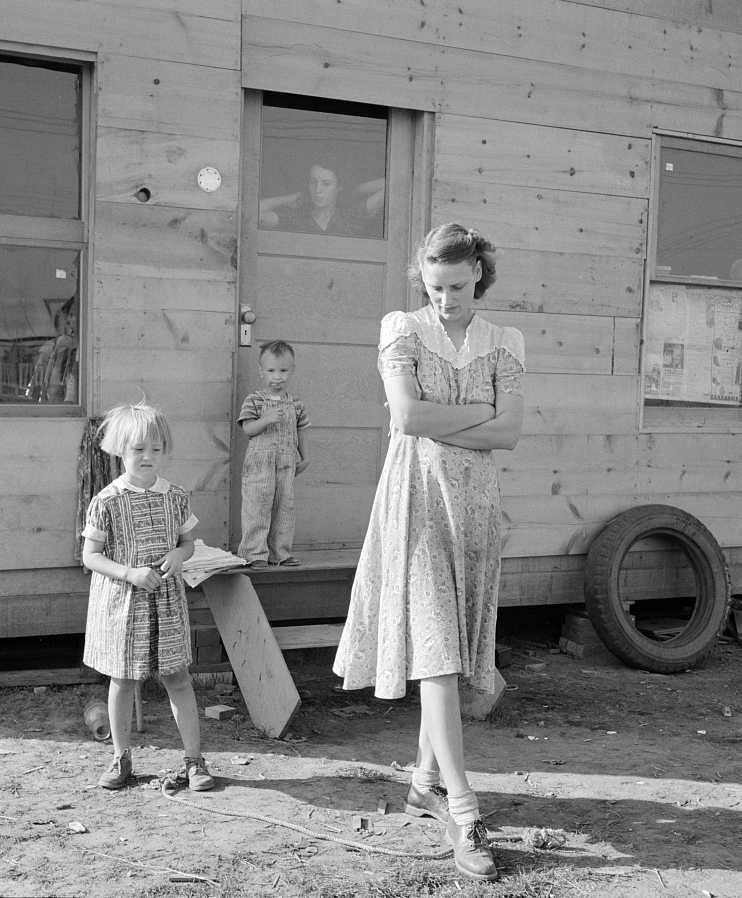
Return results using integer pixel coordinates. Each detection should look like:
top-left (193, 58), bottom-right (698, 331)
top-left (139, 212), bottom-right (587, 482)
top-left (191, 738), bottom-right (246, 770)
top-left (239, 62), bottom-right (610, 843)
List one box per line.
top-left (404, 783), bottom-right (449, 823)
top-left (445, 817), bottom-right (499, 881)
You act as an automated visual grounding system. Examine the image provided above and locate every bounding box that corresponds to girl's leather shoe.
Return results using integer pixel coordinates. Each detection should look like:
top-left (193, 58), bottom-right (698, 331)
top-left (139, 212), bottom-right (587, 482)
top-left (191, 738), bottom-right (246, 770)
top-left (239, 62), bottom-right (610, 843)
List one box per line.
top-left (445, 817), bottom-right (499, 881)
top-left (98, 750), bottom-right (132, 790)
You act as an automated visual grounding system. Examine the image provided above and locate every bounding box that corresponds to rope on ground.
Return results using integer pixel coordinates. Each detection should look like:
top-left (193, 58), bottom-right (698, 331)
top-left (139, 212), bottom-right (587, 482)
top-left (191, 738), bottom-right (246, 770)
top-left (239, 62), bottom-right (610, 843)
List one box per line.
top-left (160, 776), bottom-right (454, 860)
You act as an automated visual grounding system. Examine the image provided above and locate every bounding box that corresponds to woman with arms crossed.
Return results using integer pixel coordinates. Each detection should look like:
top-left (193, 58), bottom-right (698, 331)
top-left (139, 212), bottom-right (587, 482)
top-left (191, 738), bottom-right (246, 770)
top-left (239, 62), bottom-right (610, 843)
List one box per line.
top-left (334, 222), bottom-right (525, 881)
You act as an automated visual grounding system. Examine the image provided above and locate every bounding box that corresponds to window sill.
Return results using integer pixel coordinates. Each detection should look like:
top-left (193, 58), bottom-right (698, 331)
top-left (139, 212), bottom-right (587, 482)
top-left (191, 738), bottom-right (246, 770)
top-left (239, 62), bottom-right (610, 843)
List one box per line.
top-left (0, 403), bottom-right (84, 418)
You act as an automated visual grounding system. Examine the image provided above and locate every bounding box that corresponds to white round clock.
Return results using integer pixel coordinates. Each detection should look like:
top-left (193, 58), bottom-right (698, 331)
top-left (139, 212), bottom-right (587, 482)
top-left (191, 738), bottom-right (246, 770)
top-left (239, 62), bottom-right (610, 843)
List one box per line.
top-left (197, 166), bottom-right (222, 192)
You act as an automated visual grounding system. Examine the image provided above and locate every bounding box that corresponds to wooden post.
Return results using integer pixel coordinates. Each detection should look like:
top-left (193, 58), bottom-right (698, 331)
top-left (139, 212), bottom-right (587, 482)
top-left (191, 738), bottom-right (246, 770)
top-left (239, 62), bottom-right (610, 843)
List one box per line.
top-left (201, 573), bottom-right (301, 738)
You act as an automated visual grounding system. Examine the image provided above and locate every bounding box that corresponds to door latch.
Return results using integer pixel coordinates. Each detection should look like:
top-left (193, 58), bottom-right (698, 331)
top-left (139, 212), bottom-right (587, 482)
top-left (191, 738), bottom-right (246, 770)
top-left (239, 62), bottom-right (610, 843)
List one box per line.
top-left (239, 304), bottom-right (256, 346)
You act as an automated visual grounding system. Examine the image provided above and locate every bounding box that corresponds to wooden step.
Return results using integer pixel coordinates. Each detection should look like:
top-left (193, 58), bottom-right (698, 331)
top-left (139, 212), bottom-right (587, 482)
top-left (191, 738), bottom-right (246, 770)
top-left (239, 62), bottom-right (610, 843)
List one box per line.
top-left (272, 622), bottom-right (345, 650)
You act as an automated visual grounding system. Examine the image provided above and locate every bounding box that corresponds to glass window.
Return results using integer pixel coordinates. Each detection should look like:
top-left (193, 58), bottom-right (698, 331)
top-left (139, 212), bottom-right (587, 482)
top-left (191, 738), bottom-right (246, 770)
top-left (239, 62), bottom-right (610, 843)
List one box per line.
top-left (259, 93), bottom-right (388, 239)
top-left (643, 135), bottom-right (742, 412)
top-left (0, 247), bottom-right (80, 403)
top-left (0, 55), bottom-right (81, 219)
top-left (0, 54), bottom-right (87, 411)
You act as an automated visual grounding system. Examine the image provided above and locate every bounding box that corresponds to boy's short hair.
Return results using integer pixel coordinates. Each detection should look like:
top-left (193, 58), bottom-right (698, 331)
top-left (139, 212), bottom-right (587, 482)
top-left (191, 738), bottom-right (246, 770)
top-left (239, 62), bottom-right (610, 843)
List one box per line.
top-left (98, 401), bottom-right (173, 457)
top-left (259, 339), bottom-right (295, 361)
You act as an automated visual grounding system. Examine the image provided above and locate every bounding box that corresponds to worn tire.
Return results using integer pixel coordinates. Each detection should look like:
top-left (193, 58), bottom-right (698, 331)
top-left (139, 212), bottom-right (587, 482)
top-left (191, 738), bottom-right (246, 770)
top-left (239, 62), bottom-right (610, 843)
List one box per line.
top-left (584, 504), bottom-right (731, 673)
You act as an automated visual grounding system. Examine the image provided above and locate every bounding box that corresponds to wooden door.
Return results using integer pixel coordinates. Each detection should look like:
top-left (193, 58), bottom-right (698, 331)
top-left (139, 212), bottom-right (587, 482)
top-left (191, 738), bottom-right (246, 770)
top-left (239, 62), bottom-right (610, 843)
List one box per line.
top-left (231, 92), bottom-right (418, 552)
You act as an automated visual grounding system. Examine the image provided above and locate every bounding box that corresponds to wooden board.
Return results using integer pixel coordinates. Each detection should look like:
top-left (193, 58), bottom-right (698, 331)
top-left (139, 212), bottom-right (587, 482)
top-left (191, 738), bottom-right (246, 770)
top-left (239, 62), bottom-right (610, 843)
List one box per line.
top-left (522, 373), bottom-right (640, 435)
top-left (478, 310), bottom-right (621, 375)
top-left (0, 667), bottom-right (102, 688)
top-left (93, 309), bottom-right (236, 352)
top-left (273, 623), bottom-right (345, 650)
top-left (436, 115), bottom-right (651, 198)
top-left (94, 204), bottom-right (238, 281)
top-left (433, 181), bottom-right (647, 259)
top-left (201, 573), bottom-right (300, 737)
top-left (559, 0), bottom-right (742, 34)
top-left (243, 0), bottom-right (742, 89)
top-left (96, 128), bottom-right (239, 211)
top-left (241, 15), bottom-right (742, 141)
top-left (2, 1), bottom-right (240, 67)
top-left (93, 274), bottom-right (236, 311)
top-left (485, 248), bottom-right (644, 318)
top-left (99, 54), bottom-right (241, 139)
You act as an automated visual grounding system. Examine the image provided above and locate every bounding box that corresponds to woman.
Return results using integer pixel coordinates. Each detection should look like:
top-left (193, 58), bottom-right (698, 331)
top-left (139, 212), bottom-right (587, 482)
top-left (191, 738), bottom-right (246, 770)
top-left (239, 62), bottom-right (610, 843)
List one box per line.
top-left (333, 223), bottom-right (525, 881)
top-left (259, 158), bottom-right (384, 237)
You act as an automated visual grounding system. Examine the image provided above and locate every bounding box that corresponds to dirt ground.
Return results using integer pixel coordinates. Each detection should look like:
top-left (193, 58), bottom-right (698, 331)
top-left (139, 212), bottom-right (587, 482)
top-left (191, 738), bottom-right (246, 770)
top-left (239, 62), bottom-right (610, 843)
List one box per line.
top-left (1, 609), bottom-right (741, 898)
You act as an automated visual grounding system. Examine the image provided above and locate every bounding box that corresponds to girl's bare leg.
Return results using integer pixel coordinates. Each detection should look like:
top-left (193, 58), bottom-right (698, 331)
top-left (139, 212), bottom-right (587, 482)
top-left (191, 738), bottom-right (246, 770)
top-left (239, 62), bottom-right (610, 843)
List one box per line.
top-left (108, 677), bottom-right (135, 756)
top-left (161, 668), bottom-right (200, 758)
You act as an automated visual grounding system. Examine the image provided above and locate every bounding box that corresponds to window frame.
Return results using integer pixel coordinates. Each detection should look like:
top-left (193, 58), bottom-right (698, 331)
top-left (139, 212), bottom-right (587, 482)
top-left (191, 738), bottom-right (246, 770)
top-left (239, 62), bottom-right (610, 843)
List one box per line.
top-left (0, 48), bottom-right (94, 418)
top-left (640, 129), bottom-right (742, 433)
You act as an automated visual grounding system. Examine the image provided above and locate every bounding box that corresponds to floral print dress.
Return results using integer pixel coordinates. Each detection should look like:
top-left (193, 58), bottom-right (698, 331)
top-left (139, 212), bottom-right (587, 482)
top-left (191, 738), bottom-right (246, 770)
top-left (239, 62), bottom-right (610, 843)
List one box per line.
top-left (333, 304), bottom-right (525, 699)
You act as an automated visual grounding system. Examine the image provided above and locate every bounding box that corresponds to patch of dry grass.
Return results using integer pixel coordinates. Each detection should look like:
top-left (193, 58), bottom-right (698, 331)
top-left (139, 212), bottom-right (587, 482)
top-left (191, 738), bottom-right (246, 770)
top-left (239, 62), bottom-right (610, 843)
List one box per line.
top-left (138, 855), bottom-right (587, 898)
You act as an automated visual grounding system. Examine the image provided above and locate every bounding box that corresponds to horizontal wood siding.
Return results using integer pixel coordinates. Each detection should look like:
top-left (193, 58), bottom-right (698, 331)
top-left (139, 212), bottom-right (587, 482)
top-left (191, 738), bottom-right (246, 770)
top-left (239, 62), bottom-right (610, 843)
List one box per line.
top-left (0, 1), bottom-right (241, 586)
top-left (242, 14), bottom-right (742, 140)
top-left (2, 1), bottom-right (240, 67)
top-left (561, 0), bottom-right (742, 33)
top-left (239, 0), bottom-right (742, 570)
top-left (243, 1), bottom-right (742, 92)
top-left (4, 0), bottom-right (742, 624)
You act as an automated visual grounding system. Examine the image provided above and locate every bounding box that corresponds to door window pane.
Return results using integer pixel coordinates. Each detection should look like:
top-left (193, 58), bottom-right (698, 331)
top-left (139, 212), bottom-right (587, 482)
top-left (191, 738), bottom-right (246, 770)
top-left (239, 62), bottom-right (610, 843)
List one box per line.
top-left (259, 94), bottom-right (387, 238)
top-left (0, 246), bottom-right (80, 404)
top-left (0, 56), bottom-right (81, 219)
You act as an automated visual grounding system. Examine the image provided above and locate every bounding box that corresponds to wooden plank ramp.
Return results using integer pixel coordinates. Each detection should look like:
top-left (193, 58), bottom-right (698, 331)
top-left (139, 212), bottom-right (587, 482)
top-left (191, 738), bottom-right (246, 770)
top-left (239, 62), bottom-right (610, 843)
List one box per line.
top-left (201, 573), bottom-right (300, 738)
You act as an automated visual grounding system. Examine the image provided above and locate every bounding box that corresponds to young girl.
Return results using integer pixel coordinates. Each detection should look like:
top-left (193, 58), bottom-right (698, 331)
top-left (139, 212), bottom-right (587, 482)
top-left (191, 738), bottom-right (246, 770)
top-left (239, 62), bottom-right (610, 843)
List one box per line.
top-left (82, 401), bottom-right (213, 792)
top-left (333, 223), bottom-right (525, 881)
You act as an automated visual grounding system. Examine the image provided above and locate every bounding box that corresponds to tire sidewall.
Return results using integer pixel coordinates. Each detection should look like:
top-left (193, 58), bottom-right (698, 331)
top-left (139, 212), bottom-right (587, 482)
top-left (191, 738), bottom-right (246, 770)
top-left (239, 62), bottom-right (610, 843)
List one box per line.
top-left (584, 504), bottom-right (731, 672)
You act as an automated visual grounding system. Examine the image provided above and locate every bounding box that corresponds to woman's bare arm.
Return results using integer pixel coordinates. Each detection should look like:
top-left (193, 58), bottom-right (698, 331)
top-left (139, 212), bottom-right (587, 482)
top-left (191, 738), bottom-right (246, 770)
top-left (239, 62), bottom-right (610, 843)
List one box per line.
top-left (436, 390), bottom-right (524, 450)
top-left (383, 374), bottom-right (494, 438)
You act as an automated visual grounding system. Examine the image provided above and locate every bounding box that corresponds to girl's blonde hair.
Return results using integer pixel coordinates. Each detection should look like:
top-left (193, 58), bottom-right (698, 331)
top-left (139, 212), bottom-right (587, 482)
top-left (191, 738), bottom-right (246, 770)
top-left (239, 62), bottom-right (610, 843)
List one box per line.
top-left (98, 401), bottom-right (173, 457)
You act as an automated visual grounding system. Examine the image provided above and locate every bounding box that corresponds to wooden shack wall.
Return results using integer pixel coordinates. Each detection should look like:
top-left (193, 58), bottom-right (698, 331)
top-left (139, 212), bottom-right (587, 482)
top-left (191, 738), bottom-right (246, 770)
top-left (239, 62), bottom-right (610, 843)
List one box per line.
top-left (3, 0), bottom-right (742, 640)
top-left (241, 0), bottom-right (742, 589)
top-left (0, 1), bottom-right (243, 628)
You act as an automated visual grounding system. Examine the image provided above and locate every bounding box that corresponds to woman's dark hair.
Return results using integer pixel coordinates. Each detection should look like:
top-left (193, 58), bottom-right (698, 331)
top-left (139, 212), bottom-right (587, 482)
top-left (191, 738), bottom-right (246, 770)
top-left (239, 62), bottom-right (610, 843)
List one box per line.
top-left (409, 222), bottom-right (496, 299)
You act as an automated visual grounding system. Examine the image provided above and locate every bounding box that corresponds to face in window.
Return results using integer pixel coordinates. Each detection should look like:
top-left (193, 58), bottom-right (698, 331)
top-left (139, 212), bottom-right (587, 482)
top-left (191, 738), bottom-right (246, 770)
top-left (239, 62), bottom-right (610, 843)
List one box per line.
top-left (308, 165), bottom-right (340, 212)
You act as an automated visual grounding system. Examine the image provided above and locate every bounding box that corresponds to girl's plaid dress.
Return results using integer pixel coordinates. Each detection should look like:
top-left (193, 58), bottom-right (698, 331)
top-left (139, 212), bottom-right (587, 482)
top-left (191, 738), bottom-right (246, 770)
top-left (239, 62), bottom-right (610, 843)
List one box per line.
top-left (82, 475), bottom-right (197, 679)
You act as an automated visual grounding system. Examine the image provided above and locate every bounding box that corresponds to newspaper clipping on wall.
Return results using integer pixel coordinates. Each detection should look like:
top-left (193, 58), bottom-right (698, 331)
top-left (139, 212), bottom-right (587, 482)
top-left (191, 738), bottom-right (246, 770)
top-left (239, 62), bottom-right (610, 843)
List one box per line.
top-left (643, 283), bottom-right (742, 405)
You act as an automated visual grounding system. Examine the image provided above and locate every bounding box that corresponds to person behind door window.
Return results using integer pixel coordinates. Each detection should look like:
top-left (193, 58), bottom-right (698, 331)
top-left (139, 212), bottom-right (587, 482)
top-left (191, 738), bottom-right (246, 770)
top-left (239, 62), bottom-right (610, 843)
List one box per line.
top-left (81, 401), bottom-right (214, 793)
top-left (259, 158), bottom-right (384, 237)
top-left (333, 223), bottom-right (525, 882)
top-left (237, 340), bottom-right (310, 569)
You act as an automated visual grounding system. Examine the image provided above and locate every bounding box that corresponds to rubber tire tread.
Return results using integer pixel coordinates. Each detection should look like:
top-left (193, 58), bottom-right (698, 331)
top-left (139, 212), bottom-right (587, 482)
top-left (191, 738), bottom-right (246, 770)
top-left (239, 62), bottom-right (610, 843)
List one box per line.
top-left (584, 504), bottom-right (731, 673)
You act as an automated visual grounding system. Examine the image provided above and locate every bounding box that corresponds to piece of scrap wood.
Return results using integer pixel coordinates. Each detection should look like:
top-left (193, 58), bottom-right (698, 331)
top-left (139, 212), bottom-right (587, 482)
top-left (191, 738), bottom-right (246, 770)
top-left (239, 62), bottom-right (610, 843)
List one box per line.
top-left (201, 574), bottom-right (300, 737)
top-left (204, 704), bottom-right (235, 720)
